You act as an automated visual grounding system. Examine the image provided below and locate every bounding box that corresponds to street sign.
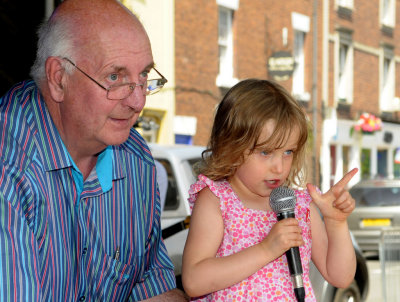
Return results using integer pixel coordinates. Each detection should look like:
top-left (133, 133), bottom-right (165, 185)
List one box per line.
top-left (267, 51), bottom-right (295, 81)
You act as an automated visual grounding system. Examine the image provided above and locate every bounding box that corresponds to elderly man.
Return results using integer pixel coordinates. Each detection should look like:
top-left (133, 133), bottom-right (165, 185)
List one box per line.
top-left (0, 0), bottom-right (187, 300)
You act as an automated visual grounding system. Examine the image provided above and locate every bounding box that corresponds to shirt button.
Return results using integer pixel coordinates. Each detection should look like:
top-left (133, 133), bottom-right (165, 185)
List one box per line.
top-left (79, 296), bottom-right (85, 301)
top-left (82, 247), bottom-right (87, 255)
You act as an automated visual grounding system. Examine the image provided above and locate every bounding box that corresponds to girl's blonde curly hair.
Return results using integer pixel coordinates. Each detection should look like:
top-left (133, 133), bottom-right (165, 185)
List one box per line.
top-left (197, 79), bottom-right (310, 188)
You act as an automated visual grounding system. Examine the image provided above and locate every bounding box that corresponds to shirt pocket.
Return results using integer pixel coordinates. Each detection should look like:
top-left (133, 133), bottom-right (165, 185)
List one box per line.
top-left (90, 248), bottom-right (142, 301)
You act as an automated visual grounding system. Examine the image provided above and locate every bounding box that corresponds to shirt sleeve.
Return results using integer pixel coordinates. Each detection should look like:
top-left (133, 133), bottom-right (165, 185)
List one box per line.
top-left (0, 192), bottom-right (42, 302)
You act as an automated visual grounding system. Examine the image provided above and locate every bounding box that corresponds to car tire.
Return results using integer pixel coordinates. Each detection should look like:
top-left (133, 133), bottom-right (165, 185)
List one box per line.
top-left (333, 280), bottom-right (361, 302)
top-left (176, 275), bottom-right (184, 291)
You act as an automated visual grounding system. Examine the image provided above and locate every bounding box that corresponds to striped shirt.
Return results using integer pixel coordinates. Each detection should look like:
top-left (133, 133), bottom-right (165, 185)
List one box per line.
top-left (0, 80), bottom-right (176, 301)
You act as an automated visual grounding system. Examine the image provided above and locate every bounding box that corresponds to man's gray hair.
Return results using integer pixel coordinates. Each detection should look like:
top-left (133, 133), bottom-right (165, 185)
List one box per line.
top-left (30, 13), bottom-right (75, 86)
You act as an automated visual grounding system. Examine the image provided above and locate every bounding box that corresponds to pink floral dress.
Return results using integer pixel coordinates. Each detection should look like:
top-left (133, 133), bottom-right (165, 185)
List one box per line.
top-left (188, 174), bottom-right (316, 302)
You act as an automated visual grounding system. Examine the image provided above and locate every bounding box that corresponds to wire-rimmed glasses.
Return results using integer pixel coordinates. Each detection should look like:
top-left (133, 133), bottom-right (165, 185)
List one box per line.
top-left (62, 57), bottom-right (167, 100)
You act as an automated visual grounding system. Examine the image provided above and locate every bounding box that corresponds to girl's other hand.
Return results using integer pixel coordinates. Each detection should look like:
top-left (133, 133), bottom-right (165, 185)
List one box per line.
top-left (306, 168), bottom-right (358, 222)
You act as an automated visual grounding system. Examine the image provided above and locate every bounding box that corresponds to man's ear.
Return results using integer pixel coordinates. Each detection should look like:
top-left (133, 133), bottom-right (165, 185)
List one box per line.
top-left (45, 57), bottom-right (67, 103)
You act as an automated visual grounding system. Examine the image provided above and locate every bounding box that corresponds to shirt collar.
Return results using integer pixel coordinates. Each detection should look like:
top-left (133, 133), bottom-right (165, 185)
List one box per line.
top-left (28, 81), bottom-right (126, 190)
top-left (28, 81), bottom-right (72, 171)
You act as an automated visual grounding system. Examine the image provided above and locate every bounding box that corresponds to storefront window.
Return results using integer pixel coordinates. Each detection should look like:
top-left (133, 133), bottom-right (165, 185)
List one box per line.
top-left (330, 145), bottom-right (336, 187)
top-left (343, 145), bottom-right (350, 175)
top-left (377, 149), bottom-right (388, 178)
top-left (361, 148), bottom-right (371, 179)
top-left (394, 148), bottom-right (400, 178)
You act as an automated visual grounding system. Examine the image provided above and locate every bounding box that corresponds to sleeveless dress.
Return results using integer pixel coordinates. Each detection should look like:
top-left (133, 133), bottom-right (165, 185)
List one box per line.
top-left (188, 174), bottom-right (316, 302)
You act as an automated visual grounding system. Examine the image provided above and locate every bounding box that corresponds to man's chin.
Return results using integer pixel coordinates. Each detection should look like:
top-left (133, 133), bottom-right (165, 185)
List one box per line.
top-left (106, 132), bottom-right (131, 146)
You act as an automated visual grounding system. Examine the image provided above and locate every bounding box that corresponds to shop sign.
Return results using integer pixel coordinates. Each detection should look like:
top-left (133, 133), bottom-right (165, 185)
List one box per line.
top-left (267, 51), bottom-right (295, 81)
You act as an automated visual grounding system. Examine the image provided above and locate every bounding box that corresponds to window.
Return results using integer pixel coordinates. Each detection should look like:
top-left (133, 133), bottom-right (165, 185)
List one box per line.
top-left (336, 32), bottom-right (353, 104)
top-left (156, 159), bottom-right (180, 211)
top-left (291, 12), bottom-right (310, 101)
top-left (217, 6), bottom-right (236, 87)
top-left (293, 30), bottom-right (305, 99)
top-left (381, 0), bottom-right (396, 28)
top-left (337, 0), bottom-right (353, 9)
top-left (330, 145), bottom-right (336, 187)
top-left (361, 149), bottom-right (371, 179)
top-left (394, 148), bottom-right (400, 178)
top-left (380, 47), bottom-right (395, 111)
top-left (378, 149), bottom-right (388, 178)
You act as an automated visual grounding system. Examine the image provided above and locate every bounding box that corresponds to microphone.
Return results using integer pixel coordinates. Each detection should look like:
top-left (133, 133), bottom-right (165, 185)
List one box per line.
top-left (270, 186), bottom-right (305, 302)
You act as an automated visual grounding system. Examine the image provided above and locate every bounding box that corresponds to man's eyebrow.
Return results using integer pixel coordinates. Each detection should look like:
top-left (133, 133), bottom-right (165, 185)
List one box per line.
top-left (144, 62), bottom-right (155, 71)
top-left (107, 65), bottom-right (128, 73)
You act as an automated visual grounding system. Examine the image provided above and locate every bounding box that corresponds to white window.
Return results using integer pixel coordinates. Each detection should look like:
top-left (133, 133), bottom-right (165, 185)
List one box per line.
top-left (216, 5), bottom-right (238, 88)
top-left (337, 0), bottom-right (353, 9)
top-left (293, 31), bottom-right (307, 100)
top-left (381, 0), bottom-right (396, 28)
top-left (380, 47), bottom-right (395, 111)
top-left (291, 12), bottom-right (310, 101)
top-left (337, 33), bottom-right (353, 103)
top-left (218, 7), bottom-right (232, 76)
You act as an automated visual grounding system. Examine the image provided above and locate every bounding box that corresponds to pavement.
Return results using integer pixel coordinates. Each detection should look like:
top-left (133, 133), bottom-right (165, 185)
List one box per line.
top-left (365, 260), bottom-right (400, 302)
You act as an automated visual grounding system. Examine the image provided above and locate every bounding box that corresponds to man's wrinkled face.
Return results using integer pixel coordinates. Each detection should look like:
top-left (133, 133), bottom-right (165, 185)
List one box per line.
top-left (61, 23), bottom-right (153, 151)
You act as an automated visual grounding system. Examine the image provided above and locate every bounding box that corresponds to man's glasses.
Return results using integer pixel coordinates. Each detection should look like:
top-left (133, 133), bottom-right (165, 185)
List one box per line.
top-left (63, 57), bottom-right (167, 100)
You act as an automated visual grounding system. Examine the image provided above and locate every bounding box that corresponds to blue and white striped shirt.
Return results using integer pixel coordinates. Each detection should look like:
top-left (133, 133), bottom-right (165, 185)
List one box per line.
top-left (0, 80), bottom-right (176, 301)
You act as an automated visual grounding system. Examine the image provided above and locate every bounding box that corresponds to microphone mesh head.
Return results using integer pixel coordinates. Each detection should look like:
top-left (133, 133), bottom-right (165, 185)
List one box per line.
top-left (269, 186), bottom-right (296, 213)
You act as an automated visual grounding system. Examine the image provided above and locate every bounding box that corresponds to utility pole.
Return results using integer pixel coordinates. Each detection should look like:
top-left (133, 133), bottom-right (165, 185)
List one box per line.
top-left (312, 0), bottom-right (318, 185)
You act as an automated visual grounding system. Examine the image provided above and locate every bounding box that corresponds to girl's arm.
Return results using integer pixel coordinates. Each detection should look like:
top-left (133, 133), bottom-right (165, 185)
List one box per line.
top-left (181, 187), bottom-right (303, 297)
top-left (308, 168), bottom-right (358, 288)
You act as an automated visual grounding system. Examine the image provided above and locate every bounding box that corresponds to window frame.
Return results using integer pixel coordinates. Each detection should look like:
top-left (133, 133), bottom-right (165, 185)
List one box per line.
top-left (381, 0), bottom-right (396, 28)
top-left (335, 31), bottom-right (353, 104)
top-left (380, 46), bottom-right (395, 111)
top-left (216, 3), bottom-right (238, 88)
top-left (337, 0), bottom-right (354, 9)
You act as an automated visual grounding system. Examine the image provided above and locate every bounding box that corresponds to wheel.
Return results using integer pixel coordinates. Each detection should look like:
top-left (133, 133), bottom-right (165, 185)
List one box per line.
top-left (175, 275), bottom-right (184, 291)
top-left (333, 280), bottom-right (361, 302)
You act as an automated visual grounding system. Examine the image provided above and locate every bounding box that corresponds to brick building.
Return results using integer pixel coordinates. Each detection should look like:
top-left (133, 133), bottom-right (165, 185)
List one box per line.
top-left (132, 0), bottom-right (400, 190)
top-left (19, 0), bottom-right (398, 189)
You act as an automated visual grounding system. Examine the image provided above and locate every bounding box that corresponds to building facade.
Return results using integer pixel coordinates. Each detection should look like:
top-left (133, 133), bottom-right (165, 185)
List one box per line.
top-left (129, 0), bottom-right (400, 189)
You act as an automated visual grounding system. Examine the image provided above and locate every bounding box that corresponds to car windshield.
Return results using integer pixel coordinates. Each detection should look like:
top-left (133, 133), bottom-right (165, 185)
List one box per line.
top-left (350, 186), bottom-right (400, 206)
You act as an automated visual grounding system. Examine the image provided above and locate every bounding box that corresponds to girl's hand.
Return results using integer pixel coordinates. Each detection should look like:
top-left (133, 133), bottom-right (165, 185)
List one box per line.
top-left (260, 218), bottom-right (304, 260)
top-left (307, 168), bottom-right (358, 222)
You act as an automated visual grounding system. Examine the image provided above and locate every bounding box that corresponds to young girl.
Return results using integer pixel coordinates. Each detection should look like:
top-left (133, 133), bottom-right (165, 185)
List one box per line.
top-left (181, 79), bottom-right (357, 301)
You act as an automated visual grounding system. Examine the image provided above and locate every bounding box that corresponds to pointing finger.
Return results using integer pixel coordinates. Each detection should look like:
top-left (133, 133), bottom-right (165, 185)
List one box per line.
top-left (306, 183), bottom-right (321, 201)
top-left (332, 168), bottom-right (358, 191)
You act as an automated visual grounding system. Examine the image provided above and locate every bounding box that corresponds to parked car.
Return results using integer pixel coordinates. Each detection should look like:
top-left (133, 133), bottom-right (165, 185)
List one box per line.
top-left (348, 178), bottom-right (400, 257)
top-left (150, 143), bottom-right (369, 302)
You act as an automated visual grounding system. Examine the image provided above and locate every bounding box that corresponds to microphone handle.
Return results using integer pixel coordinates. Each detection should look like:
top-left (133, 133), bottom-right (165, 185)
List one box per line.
top-left (276, 210), bottom-right (305, 302)
top-left (276, 211), bottom-right (304, 277)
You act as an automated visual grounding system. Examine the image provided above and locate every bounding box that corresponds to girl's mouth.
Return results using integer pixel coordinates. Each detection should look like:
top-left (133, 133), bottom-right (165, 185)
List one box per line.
top-left (265, 179), bottom-right (281, 189)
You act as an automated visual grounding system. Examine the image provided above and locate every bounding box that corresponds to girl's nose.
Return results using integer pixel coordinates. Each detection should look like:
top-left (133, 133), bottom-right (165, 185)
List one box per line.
top-left (271, 154), bottom-right (284, 174)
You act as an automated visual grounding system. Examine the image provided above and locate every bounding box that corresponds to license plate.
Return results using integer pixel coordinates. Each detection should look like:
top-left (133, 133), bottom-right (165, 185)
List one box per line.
top-left (361, 218), bottom-right (391, 227)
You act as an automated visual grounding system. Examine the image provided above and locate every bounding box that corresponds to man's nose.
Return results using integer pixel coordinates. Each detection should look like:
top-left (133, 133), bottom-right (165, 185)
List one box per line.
top-left (122, 84), bottom-right (146, 110)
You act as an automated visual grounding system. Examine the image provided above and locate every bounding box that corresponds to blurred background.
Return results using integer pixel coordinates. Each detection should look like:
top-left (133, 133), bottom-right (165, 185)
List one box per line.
top-left (2, 1), bottom-right (400, 300)
top-left (2, 0), bottom-right (400, 192)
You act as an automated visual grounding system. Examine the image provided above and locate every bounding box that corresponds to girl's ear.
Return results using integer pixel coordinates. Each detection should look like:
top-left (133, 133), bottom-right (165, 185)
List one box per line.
top-left (45, 57), bottom-right (66, 103)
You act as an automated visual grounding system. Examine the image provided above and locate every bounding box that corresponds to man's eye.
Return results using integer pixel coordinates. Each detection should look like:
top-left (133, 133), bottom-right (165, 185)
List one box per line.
top-left (108, 73), bottom-right (120, 82)
top-left (140, 71), bottom-right (149, 78)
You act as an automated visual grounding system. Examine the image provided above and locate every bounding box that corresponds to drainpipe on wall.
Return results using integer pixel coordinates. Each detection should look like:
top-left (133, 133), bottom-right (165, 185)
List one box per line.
top-left (312, 0), bottom-right (318, 186)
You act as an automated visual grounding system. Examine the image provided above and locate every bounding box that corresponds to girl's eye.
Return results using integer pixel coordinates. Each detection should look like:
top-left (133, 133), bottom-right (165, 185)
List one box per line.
top-left (284, 150), bottom-right (294, 156)
top-left (261, 150), bottom-right (270, 156)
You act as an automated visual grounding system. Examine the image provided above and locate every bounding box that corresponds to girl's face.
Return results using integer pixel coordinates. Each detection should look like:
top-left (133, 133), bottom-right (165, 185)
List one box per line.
top-left (229, 120), bottom-right (299, 208)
